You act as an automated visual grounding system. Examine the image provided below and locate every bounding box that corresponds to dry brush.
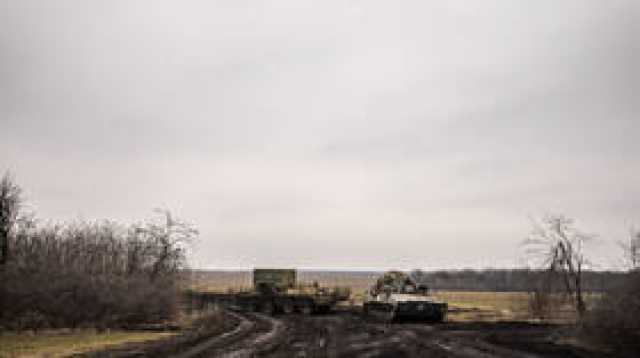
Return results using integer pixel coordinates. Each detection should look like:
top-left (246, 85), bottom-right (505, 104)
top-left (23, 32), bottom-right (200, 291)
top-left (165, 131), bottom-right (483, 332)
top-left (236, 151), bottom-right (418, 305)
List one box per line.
top-left (0, 173), bottom-right (197, 330)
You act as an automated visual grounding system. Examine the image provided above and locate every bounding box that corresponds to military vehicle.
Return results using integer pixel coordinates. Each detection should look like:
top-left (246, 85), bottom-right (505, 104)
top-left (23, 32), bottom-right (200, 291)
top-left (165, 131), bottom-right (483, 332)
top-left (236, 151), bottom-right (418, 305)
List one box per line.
top-left (193, 268), bottom-right (350, 315)
top-left (363, 270), bottom-right (448, 322)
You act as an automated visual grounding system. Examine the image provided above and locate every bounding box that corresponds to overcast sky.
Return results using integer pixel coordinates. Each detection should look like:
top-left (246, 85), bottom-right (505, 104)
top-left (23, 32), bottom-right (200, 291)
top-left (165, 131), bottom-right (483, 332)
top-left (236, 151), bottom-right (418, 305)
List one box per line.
top-left (1, 0), bottom-right (638, 270)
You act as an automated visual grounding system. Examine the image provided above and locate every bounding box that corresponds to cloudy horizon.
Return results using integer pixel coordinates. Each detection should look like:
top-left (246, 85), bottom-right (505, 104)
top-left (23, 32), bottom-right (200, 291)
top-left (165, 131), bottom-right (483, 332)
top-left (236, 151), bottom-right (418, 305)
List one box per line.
top-left (2, 0), bottom-right (638, 270)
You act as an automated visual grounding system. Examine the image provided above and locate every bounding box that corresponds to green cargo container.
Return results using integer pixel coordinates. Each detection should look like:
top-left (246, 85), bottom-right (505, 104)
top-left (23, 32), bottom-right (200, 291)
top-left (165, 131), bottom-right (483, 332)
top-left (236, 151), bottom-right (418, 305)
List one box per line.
top-left (253, 268), bottom-right (296, 294)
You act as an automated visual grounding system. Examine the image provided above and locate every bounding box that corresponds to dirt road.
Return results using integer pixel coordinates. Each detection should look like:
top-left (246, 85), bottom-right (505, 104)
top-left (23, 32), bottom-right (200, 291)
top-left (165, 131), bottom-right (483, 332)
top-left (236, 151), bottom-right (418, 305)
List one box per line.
top-left (166, 309), bottom-right (617, 358)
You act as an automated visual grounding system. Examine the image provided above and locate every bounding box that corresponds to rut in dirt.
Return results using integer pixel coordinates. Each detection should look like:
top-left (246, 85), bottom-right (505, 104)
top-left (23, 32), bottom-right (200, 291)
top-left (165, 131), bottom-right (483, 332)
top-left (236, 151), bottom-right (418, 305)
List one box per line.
top-left (171, 311), bottom-right (285, 358)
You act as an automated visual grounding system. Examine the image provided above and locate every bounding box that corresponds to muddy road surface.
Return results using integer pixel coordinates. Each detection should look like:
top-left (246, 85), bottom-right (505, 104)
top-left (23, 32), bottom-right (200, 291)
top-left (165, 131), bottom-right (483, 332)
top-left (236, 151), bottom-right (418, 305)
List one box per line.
top-left (168, 309), bottom-right (619, 358)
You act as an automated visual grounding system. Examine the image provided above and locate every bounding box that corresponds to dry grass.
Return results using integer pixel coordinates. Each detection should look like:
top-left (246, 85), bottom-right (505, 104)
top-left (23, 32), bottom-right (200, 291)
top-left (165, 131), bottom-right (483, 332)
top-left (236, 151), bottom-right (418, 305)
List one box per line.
top-left (431, 291), bottom-right (602, 323)
top-left (0, 330), bottom-right (176, 358)
top-left (432, 291), bottom-right (536, 322)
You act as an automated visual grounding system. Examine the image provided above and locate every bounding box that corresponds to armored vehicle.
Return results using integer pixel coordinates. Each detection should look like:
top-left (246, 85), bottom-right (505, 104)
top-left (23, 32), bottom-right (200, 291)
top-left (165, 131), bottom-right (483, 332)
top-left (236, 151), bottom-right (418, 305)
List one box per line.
top-left (363, 271), bottom-right (447, 322)
top-left (194, 268), bottom-right (350, 315)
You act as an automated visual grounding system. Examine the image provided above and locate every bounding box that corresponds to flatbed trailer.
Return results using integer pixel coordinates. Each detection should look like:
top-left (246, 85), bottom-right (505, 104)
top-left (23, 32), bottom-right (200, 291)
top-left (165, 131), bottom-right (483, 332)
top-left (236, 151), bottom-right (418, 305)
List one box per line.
top-left (188, 269), bottom-right (349, 315)
top-left (192, 291), bottom-right (337, 314)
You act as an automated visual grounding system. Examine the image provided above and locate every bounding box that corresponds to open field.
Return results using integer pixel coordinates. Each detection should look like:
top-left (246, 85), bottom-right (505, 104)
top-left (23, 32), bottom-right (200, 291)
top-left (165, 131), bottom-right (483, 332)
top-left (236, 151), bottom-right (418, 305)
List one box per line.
top-left (189, 270), bottom-right (599, 323)
top-left (187, 269), bottom-right (624, 294)
top-left (432, 291), bottom-right (581, 323)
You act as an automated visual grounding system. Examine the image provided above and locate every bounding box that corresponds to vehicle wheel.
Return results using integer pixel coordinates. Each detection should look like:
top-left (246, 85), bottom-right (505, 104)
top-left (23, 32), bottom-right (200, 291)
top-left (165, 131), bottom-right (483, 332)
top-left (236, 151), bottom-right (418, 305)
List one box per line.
top-left (261, 301), bottom-right (275, 315)
top-left (250, 301), bottom-right (261, 312)
top-left (299, 301), bottom-right (314, 315)
top-left (282, 300), bottom-right (295, 314)
top-left (386, 309), bottom-right (396, 323)
top-left (316, 305), bottom-right (330, 314)
top-left (439, 309), bottom-right (448, 322)
top-left (238, 300), bottom-right (252, 312)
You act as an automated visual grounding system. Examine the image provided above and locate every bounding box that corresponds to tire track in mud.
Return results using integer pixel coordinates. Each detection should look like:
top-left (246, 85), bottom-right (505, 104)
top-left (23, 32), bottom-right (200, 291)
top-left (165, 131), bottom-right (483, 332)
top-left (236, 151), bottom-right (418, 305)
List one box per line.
top-left (170, 310), bottom-right (254, 358)
top-left (174, 309), bottom-right (599, 358)
top-left (340, 323), bottom-right (542, 358)
top-left (171, 310), bottom-right (284, 358)
top-left (216, 313), bottom-right (285, 358)
top-left (267, 312), bottom-right (560, 358)
top-left (334, 323), bottom-right (454, 358)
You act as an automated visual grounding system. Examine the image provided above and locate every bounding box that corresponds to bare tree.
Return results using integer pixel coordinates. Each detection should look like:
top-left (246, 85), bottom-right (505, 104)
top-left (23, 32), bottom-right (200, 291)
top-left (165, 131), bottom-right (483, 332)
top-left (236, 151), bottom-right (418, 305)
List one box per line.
top-left (0, 172), bottom-right (22, 266)
top-left (524, 214), bottom-right (594, 318)
top-left (135, 209), bottom-right (198, 278)
top-left (619, 226), bottom-right (640, 271)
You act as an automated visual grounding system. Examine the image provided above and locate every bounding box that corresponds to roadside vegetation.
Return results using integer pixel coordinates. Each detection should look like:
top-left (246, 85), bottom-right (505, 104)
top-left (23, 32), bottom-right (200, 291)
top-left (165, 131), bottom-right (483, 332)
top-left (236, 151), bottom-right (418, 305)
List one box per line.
top-left (581, 229), bottom-right (640, 347)
top-left (523, 214), bottom-right (640, 351)
top-left (0, 172), bottom-right (200, 356)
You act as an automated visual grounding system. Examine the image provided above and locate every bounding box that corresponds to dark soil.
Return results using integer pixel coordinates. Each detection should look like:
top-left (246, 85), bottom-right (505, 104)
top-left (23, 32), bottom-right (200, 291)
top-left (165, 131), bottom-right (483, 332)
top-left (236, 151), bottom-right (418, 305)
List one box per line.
top-left (87, 308), bottom-right (637, 358)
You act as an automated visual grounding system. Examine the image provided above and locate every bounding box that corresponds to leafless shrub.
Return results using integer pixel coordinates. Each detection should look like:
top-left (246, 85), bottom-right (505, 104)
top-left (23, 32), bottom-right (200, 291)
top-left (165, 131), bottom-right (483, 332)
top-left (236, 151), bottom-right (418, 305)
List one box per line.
top-left (619, 226), bottom-right (640, 271)
top-left (524, 214), bottom-right (594, 318)
top-left (0, 172), bottom-right (22, 266)
top-left (581, 231), bottom-right (640, 349)
top-left (0, 173), bottom-right (198, 330)
top-left (528, 289), bottom-right (552, 320)
top-left (525, 269), bottom-right (565, 321)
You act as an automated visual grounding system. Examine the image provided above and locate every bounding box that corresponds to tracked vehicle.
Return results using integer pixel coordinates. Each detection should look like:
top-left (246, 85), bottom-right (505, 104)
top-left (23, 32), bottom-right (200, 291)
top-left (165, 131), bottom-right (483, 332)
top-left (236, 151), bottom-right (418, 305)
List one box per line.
top-left (193, 268), bottom-right (350, 315)
top-left (363, 271), bottom-right (447, 322)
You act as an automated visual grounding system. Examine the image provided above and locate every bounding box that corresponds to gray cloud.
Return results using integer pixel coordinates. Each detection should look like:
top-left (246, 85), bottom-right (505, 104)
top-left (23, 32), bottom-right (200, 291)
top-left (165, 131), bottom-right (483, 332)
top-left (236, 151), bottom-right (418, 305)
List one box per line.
top-left (1, 0), bottom-right (638, 269)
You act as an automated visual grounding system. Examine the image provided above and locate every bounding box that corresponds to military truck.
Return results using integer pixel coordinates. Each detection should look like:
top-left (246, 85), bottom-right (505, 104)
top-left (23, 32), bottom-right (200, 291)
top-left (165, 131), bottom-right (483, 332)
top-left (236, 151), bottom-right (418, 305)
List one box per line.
top-left (363, 271), bottom-right (447, 322)
top-left (193, 268), bottom-right (350, 315)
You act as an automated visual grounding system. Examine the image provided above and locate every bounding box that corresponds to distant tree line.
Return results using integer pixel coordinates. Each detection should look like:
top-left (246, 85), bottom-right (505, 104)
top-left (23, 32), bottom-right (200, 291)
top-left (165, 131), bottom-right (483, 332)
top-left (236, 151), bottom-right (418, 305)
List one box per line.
top-left (294, 268), bottom-right (627, 293)
top-left (0, 173), bottom-right (197, 330)
top-left (411, 268), bottom-right (627, 292)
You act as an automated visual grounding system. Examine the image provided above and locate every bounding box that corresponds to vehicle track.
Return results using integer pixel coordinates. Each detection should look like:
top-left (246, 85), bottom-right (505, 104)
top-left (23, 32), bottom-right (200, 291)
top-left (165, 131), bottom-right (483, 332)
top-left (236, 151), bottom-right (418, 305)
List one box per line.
top-left (172, 310), bottom-right (285, 358)
top-left (85, 308), bottom-right (613, 357)
top-left (263, 310), bottom-right (603, 358)
top-left (217, 313), bottom-right (285, 358)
